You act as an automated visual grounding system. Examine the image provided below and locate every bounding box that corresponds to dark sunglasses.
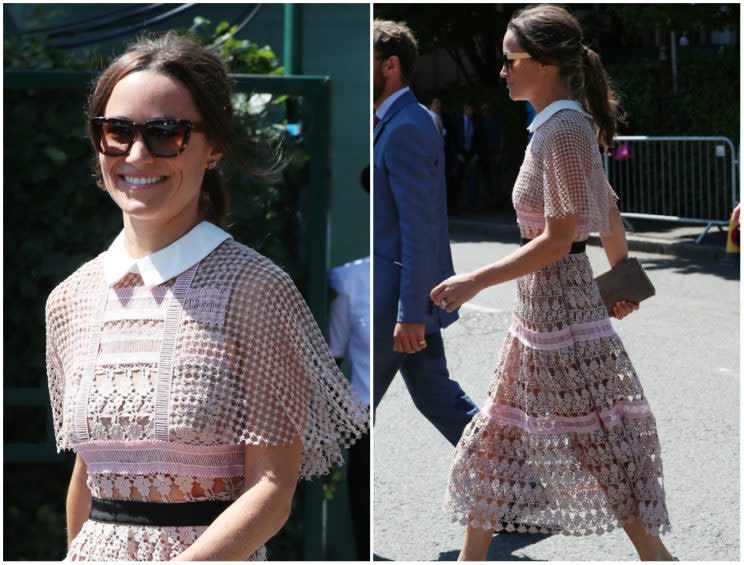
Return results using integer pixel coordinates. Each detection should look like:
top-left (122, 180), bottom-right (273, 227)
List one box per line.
top-left (89, 117), bottom-right (204, 158)
top-left (502, 51), bottom-right (532, 71)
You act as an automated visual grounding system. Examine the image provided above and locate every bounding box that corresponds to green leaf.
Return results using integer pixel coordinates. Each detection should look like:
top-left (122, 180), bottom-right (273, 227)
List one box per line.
top-left (43, 147), bottom-right (67, 165)
top-left (215, 21), bottom-right (231, 35)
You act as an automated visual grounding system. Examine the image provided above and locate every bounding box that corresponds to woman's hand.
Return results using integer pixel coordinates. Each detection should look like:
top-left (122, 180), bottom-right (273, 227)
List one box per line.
top-left (430, 272), bottom-right (481, 313)
top-left (612, 300), bottom-right (639, 320)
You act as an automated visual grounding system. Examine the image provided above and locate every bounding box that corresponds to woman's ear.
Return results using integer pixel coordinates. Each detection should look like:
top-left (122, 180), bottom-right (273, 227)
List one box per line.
top-left (206, 146), bottom-right (223, 166)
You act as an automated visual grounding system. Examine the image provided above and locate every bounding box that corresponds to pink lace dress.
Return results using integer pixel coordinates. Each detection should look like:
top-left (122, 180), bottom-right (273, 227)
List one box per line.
top-left (445, 107), bottom-right (670, 536)
top-left (46, 234), bottom-right (368, 560)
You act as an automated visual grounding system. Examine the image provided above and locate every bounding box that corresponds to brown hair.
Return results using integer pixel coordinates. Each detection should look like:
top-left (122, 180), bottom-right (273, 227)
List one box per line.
top-left (373, 19), bottom-right (419, 85)
top-left (508, 4), bottom-right (624, 147)
top-left (87, 31), bottom-right (277, 227)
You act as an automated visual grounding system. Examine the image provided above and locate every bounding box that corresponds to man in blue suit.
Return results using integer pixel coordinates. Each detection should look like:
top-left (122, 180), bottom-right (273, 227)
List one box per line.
top-left (373, 19), bottom-right (477, 446)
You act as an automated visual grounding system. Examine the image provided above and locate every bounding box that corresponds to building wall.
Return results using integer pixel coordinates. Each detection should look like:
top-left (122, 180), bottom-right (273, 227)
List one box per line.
top-left (302, 4), bottom-right (371, 268)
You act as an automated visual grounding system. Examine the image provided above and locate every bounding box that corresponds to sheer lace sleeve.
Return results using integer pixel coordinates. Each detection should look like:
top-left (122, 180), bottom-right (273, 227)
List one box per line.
top-left (45, 288), bottom-right (72, 452)
top-left (540, 113), bottom-right (613, 235)
top-left (229, 259), bottom-right (369, 479)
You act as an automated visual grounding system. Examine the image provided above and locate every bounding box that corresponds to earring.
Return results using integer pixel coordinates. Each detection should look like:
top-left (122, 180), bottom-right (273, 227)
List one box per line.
top-left (207, 161), bottom-right (217, 171)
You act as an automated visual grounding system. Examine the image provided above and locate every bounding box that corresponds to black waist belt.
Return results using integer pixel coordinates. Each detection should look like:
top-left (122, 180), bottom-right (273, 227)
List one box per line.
top-left (520, 237), bottom-right (586, 254)
top-left (89, 496), bottom-right (231, 527)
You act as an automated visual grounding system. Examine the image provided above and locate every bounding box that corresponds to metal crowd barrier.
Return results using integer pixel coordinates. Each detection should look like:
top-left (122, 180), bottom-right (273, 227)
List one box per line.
top-left (602, 136), bottom-right (739, 243)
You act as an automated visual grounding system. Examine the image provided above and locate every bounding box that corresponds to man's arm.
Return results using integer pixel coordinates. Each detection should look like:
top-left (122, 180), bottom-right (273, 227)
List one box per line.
top-left (386, 118), bottom-right (442, 352)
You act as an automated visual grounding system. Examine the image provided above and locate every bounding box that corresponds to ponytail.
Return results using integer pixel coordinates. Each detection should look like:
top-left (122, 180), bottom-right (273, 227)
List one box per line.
top-left (580, 47), bottom-right (624, 148)
top-left (508, 5), bottom-right (626, 148)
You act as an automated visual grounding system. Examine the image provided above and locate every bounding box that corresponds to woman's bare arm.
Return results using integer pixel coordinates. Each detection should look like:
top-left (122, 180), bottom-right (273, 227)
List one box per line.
top-left (600, 203), bottom-right (629, 267)
top-left (600, 204), bottom-right (639, 319)
top-left (66, 454), bottom-right (92, 548)
top-left (172, 438), bottom-right (302, 561)
top-left (430, 213), bottom-right (579, 311)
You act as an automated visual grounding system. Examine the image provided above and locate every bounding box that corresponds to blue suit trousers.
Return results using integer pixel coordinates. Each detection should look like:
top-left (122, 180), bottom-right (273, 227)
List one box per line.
top-left (373, 331), bottom-right (478, 446)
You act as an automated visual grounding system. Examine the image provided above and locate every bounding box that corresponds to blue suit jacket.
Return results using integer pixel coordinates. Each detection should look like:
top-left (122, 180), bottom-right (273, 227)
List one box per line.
top-left (373, 89), bottom-right (458, 337)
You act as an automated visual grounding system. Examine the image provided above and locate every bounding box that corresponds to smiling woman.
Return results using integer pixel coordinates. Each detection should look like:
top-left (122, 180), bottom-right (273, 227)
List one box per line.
top-left (83, 32), bottom-right (255, 245)
top-left (45, 31), bottom-right (368, 562)
top-left (92, 70), bottom-right (220, 246)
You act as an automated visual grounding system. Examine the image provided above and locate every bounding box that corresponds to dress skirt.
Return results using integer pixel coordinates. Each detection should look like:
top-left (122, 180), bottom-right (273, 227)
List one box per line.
top-left (445, 252), bottom-right (671, 536)
top-left (65, 519), bottom-right (267, 561)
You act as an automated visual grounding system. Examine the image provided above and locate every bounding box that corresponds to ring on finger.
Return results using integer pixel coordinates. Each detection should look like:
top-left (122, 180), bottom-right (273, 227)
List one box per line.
top-left (440, 298), bottom-right (448, 309)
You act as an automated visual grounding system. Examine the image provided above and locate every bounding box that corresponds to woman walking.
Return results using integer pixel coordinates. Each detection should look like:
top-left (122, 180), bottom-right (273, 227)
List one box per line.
top-left (46, 32), bottom-right (367, 561)
top-left (431, 5), bottom-right (674, 561)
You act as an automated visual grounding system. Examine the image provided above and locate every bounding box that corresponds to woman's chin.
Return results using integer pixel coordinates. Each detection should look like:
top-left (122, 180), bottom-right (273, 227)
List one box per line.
top-left (111, 196), bottom-right (166, 220)
top-left (506, 89), bottom-right (523, 101)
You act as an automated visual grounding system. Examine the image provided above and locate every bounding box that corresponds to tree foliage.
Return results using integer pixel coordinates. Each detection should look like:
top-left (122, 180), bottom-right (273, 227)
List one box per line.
top-left (605, 3), bottom-right (738, 33)
top-left (376, 3), bottom-right (527, 86)
top-left (374, 3), bottom-right (739, 88)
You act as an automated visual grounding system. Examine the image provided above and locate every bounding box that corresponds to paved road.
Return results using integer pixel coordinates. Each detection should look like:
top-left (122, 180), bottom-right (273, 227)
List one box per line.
top-left (373, 234), bottom-right (740, 561)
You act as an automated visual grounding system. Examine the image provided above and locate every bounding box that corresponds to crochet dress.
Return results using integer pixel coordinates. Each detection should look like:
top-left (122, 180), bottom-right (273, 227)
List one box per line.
top-left (46, 226), bottom-right (369, 561)
top-left (444, 107), bottom-right (670, 536)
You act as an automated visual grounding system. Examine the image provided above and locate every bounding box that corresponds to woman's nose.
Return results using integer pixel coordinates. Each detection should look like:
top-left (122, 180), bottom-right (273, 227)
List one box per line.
top-left (126, 133), bottom-right (154, 162)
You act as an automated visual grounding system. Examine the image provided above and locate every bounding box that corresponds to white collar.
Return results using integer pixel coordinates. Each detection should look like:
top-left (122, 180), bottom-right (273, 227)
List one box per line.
top-left (527, 99), bottom-right (591, 133)
top-left (103, 221), bottom-right (232, 287)
top-left (375, 86), bottom-right (411, 121)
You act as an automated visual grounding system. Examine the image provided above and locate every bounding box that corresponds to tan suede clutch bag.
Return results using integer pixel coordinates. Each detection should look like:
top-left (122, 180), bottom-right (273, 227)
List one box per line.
top-left (594, 257), bottom-right (656, 316)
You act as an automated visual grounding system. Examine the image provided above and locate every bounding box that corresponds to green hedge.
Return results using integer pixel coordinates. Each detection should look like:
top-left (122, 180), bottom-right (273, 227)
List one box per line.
top-left (607, 45), bottom-right (740, 145)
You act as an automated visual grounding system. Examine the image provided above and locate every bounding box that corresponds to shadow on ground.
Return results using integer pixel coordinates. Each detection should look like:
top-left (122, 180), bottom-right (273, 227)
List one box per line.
top-left (640, 255), bottom-right (740, 281)
top-left (437, 532), bottom-right (553, 561)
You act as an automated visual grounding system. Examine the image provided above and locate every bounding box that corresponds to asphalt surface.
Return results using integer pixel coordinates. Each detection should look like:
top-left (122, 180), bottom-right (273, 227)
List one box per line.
top-left (373, 235), bottom-right (740, 562)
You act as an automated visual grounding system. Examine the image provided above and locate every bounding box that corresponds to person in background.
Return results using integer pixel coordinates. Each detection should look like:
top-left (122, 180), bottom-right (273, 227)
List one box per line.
top-left (479, 103), bottom-right (507, 209)
top-left (427, 96), bottom-right (446, 140)
top-left (373, 19), bottom-right (478, 446)
top-left (428, 96), bottom-right (458, 213)
top-left (451, 100), bottom-right (484, 214)
top-left (328, 165), bottom-right (371, 561)
top-left (726, 202), bottom-right (740, 254)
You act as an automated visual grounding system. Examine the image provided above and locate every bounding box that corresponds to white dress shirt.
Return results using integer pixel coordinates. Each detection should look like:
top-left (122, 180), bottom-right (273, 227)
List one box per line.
top-left (328, 257), bottom-right (370, 405)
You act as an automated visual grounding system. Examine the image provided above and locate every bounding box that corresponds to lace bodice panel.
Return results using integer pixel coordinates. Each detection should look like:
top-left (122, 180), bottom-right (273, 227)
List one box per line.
top-left (512, 109), bottom-right (618, 241)
top-left (46, 239), bottom-right (369, 505)
top-left (78, 364), bottom-right (243, 503)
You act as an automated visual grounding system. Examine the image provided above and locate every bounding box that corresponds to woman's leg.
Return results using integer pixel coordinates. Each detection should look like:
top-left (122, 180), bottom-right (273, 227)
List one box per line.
top-left (458, 526), bottom-right (493, 561)
top-left (622, 515), bottom-right (675, 561)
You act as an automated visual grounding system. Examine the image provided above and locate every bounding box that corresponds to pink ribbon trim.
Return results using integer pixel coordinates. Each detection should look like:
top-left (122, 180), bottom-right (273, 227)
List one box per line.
top-left (481, 398), bottom-right (653, 435)
top-left (510, 317), bottom-right (616, 350)
top-left (75, 440), bottom-right (246, 477)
